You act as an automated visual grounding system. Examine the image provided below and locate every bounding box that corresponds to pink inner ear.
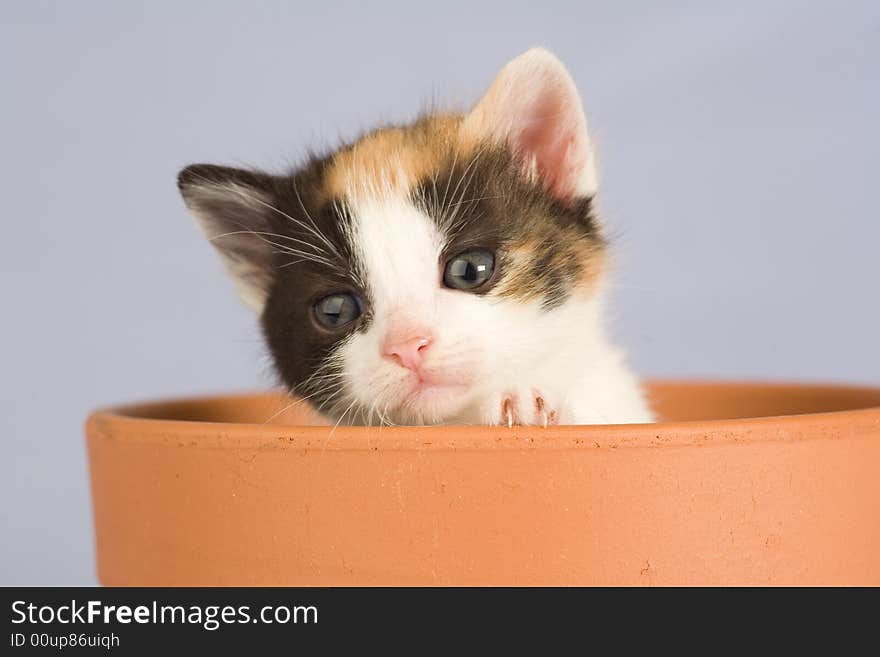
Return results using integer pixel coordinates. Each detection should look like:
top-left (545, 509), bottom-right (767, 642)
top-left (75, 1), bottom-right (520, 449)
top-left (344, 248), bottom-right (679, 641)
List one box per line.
top-left (508, 89), bottom-right (589, 202)
top-left (464, 49), bottom-right (596, 201)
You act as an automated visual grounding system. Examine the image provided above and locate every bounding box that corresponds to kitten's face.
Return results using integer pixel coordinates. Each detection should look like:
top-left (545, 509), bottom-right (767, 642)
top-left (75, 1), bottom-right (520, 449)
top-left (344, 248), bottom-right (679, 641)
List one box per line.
top-left (179, 49), bottom-right (606, 425)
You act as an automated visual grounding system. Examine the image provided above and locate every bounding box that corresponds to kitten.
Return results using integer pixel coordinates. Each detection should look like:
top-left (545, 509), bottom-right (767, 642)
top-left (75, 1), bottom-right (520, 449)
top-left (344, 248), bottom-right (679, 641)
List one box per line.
top-left (178, 48), bottom-right (653, 426)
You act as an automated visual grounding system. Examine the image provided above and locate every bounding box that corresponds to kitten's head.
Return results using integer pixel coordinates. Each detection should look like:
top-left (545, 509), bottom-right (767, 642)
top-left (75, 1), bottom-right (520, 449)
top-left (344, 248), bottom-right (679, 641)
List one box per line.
top-left (178, 48), bottom-right (607, 424)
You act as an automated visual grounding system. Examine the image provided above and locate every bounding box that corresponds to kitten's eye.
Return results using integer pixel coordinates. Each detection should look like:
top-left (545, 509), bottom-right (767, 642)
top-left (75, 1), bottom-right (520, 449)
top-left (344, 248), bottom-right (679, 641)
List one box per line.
top-left (314, 293), bottom-right (362, 329)
top-left (443, 249), bottom-right (495, 291)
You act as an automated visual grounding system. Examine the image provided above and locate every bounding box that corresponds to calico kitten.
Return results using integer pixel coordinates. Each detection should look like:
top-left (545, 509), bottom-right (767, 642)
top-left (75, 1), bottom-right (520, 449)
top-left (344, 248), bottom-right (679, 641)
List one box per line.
top-left (178, 48), bottom-right (653, 426)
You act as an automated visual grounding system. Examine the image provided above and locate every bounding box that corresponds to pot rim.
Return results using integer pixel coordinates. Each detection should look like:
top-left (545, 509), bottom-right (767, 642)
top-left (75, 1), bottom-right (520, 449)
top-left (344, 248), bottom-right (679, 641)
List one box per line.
top-left (85, 379), bottom-right (880, 452)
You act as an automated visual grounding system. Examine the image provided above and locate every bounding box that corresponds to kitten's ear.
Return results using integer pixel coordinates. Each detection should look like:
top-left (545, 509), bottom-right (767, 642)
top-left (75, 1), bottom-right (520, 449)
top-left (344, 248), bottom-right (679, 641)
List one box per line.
top-left (177, 164), bottom-right (277, 312)
top-left (462, 48), bottom-right (597, 201)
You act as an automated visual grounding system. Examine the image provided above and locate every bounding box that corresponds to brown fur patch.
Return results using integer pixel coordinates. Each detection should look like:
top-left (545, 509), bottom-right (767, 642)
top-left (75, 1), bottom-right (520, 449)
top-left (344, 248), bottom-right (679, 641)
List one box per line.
top-left (405, 142), bottom-right (607, 309)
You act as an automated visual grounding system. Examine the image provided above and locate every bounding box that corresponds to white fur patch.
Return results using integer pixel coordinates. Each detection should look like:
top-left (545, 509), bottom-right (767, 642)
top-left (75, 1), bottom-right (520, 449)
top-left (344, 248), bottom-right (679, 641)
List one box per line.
top-left (333, 190), bottom-right (652, 425)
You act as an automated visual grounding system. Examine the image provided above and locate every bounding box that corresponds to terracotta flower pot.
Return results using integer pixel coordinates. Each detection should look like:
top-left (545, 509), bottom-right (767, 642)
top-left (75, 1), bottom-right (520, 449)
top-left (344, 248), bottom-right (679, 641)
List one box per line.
top-left (85, 380), bottom-right (880, 586)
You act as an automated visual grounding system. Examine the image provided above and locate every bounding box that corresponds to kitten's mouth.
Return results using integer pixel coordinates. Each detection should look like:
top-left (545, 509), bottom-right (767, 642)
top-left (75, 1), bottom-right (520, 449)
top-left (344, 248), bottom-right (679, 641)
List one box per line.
top-left (404, 379), bottom-right (465, 402)
top-left (399, 371), bottom-right (470, 413)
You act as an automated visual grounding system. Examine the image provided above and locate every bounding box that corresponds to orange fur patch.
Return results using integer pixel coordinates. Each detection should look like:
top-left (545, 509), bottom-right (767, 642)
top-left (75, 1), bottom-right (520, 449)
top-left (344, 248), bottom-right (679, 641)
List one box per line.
top-left (322, 114), bottom-right (478, 202)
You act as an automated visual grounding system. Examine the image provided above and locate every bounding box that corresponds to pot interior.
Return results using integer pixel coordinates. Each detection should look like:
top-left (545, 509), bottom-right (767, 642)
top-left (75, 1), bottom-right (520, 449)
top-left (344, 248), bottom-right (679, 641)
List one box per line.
top-left (109, 381), bottom-right (880, 426)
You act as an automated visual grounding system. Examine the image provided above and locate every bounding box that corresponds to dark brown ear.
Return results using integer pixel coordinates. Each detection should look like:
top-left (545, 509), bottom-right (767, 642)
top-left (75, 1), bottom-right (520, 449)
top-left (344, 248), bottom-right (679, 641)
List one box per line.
top-left (462, 48), bottom-right (598, 202)
top-left (178, 164), bottom-right (278, 312)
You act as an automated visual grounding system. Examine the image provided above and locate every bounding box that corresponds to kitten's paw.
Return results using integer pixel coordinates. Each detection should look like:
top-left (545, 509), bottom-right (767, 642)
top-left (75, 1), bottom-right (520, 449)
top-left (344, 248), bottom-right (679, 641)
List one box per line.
top-left (492, 390), bottom-right (560, 428)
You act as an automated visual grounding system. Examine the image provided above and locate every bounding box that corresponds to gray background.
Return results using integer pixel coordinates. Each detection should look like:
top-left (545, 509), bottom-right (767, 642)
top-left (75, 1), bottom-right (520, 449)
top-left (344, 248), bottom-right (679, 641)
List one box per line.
top-left (1, 1), bottom-right (877, 585)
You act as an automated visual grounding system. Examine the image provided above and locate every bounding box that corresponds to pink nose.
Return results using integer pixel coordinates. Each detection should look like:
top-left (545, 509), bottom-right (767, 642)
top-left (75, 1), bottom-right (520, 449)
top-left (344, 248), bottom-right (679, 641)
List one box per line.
top-left (383, 335), bottom-right (432, 371)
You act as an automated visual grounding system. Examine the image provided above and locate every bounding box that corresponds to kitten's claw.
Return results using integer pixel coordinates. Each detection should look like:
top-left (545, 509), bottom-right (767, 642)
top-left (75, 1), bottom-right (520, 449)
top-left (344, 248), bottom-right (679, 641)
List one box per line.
top-left (535, 395), bottom-right (548, 428)
top-left (493, 390), bottom-right (560, 427)
top-left (501, 396), bottom-right (515, 428)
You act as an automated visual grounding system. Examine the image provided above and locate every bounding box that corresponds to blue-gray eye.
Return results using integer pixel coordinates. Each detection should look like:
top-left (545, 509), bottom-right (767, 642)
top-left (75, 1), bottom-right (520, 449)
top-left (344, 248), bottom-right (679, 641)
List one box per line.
top-left (314, 293), bottom-right (362, 329)
top-left (443, 249), bottom-right (495, 291)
